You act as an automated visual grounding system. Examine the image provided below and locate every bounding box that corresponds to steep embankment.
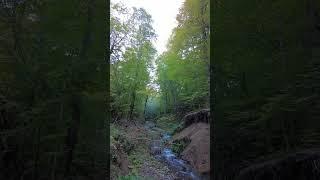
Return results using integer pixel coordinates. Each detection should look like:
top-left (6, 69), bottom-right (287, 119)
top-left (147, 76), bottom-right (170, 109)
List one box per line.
top-left (173, 123), bottom-right (210, 174)
top-left (171, 109), bottom-right (211, 177)
top-left (110, 109), bottom-right (211, 179)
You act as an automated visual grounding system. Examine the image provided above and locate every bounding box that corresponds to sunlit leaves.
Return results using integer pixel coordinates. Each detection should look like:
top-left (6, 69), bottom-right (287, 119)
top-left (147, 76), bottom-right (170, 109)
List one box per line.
top-left (156, 0), bottom-right (209, 114)
top-left (110, 4), bottom-right (156, 119)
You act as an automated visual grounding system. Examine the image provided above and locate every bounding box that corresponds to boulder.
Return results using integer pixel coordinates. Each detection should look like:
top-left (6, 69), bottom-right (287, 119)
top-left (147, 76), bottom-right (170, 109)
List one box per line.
top-left (150, 140), bottom-right (162, 155)
top-left (150, 146), bottom-right (162, 155)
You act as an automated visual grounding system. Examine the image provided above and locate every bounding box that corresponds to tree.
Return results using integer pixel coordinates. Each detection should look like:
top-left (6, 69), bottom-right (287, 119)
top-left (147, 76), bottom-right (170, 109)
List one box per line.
top-left (156, 0), bottom-right (210, 116)
top-left (110, 4), bottom-right (156, 122)
top-left (0, 0), bottom-right (107, 179)
top-left (212, 0), bottom-right (320, 179)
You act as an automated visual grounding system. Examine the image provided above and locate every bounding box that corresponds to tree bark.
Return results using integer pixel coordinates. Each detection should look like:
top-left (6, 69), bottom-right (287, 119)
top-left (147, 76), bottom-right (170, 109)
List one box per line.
top-left (128, 90), bottom-right (136, 121)
top-left (64, 96), bottom-right (80, 177)
top-left (33, 127), bottom-right (41, 180)
top-left (128, 48), bottom-right (141, 121)
top-left (241, 72), bottom-right (249, 97)
top-left (143, 95), bottom-right (148, 120)
top-left (64, 0), bottom-right (94, 177)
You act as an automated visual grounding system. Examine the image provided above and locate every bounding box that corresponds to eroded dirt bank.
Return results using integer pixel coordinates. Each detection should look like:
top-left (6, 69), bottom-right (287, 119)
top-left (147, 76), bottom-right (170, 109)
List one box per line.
top-left (111, 109), bottom-right (210, 179)
top-left (110, 120), bottom-right (177, 180)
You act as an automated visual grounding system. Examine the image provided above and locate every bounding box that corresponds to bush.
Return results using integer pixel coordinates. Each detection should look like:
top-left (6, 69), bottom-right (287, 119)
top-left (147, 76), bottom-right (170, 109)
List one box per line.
top-left (156, 114), bottom-right (179, 134)
top-left (118, 174), bottom-right (142, 180)
top-left (172, 122), bottom-right (184, 134)
top-left (172, 138), bottom-right (191, 155)
top-left (114, 134), bottom-right (135, 154)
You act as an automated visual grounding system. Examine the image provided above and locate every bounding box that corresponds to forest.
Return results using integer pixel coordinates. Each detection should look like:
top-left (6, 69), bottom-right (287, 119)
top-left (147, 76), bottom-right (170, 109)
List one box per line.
top-left (110, 0), bottom-right (210, 179)
top-left (213, 0), bottom-right (320, 179)
top-left (0, 0), bottom-right (107, 179)
top-left (2, 0), bottom-right (320, 180)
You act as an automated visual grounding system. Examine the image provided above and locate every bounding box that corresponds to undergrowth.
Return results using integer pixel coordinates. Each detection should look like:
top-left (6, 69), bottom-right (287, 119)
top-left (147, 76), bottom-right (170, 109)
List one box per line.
top-left (118, 174), bottom-right (142, 180)
top-left (172, 138), bottom-right (191, 155)
top-left (156, 114), bottom-right (180, 134)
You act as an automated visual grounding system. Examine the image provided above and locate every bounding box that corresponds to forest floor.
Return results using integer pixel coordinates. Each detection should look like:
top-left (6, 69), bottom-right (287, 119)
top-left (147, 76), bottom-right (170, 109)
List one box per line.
top-left (111, 111), bottom-right (211, 180)
top-left (110, 119), bottom-right (178, 180)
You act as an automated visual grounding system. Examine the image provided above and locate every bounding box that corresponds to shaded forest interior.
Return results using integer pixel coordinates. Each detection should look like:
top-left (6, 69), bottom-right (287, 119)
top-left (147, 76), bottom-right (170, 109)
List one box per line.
top-left (0, 1), bottom-right (107, 179)
top-left (2, 0), bottom-right (320, 180)
top-left (110, 0), bottom-right (210, 179)
top-left (213, 0), bottom-right (320, 179)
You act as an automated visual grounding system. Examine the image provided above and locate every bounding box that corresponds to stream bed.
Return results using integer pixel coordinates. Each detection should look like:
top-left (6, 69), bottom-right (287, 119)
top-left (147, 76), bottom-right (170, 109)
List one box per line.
top-left (144, 121), bottom-right (202, 180)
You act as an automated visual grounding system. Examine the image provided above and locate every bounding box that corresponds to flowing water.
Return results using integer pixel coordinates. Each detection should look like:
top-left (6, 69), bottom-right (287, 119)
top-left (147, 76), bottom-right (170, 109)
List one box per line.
top-left (144, 121), bottom-right (202, 180)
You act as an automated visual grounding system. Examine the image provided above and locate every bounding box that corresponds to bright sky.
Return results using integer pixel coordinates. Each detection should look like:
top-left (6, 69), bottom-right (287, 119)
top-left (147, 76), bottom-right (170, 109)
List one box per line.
top-left (112, 0), bottom-right (184, 55)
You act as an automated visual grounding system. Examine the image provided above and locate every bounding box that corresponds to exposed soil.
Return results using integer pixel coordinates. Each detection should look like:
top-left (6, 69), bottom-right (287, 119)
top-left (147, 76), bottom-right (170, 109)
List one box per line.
top-left (172, 123), bottom-right (210, 175)
top-left (111, 113), bottom-right (210, 180)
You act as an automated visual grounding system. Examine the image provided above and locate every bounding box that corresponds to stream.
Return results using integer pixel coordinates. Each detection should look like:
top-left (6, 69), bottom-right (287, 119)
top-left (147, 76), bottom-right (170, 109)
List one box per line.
top-left (144, 121), bottom-right (202, 180)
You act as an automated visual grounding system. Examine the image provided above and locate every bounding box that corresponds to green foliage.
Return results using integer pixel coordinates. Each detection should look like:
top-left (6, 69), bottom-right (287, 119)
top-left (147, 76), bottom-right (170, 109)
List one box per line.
top-left (144, 96), bottom-right (160, 120)
top-left (110, 3), bottom-right (156, 121)
top-left (172, 123), bottom-right (185, 135)
top-left (156, 114), bottom-right (179, 134)
top-left (213, 0), bottom-right (320, 179)
top-left (114, 133), bottom-right (135, 154)
top-left (128, 153), bottom-right (144, 175)
top-left (156, 0), bottom-right (209, 116)
top-left (172, 138), bottom-right (191, 155)
top-left (127, 144), bottom-right (156, 176)
top-left (0, 0), bottom-right (106, 179)
top-left (118, 175), bottom-right (142, 180)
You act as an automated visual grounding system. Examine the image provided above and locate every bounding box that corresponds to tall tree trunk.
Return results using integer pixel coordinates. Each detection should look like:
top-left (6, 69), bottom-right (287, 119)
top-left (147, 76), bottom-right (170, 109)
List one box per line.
top-left (200, 0), bottom-right (210, 79)
top-left (128, 52), bottom-right (140, 121)
top-left (33, 127), bottom-right (41, 180)
top-left (128, 90), bottom-right (136, 121)
top-left (143, 95), bottom-right (148, 120)
top-left (51, 153), bottom-right (57, 180)
top-left (64, 0), bottom-right (94, 177)
top-left (241, 72), bottom-right (249, 97)
top-left (11, 2), bottom-right (27, 64)
top-left (165, 92), bottom-right (168, 114)
top-left (305, 0), bottom-right (315, 50)
top-left (64, 96), bottom-right (80, 177)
